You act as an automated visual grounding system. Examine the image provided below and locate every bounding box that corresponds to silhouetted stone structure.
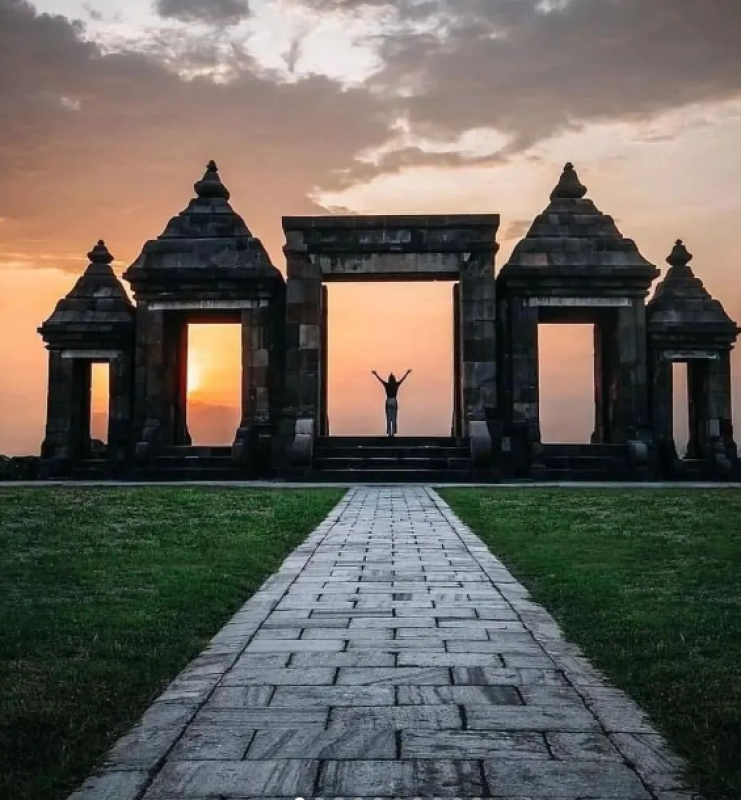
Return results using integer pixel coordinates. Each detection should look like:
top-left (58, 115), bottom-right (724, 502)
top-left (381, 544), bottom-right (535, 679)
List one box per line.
top-left (39, 162), bottom-right (739, 481)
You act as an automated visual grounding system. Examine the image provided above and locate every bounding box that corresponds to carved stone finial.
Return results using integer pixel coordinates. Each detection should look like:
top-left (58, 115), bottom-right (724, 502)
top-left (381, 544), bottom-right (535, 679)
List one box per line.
top-left (667, 239), bottom-right (693, 271)
top-left (194, 159), bottom-right (230, 201)
top-left (87, 239), bottom-right (114, 265)
top-left (550, 162), bottom-right (588, 201)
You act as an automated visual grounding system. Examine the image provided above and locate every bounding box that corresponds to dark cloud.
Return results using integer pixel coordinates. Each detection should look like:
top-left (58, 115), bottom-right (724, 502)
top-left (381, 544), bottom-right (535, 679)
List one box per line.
top-left (367, 0), bottom-right (741, 156)
top-left (0, 0), bottom-right (392, 268)
top-left (154, 0), bottom-right (250, 25)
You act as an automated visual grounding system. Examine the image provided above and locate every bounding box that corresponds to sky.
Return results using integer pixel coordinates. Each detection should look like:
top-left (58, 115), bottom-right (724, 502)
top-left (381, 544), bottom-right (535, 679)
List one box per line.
top-left (1, 0), bottom-right (741, 452)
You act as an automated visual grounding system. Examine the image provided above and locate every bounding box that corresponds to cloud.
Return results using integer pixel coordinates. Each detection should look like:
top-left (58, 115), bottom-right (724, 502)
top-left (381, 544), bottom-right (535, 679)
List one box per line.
top-left (366, 0), bottom-right (741, 156)
top-left (154, 0), bottom-right (250, 25)
top-left (0, 0), bottom-right (393, 269)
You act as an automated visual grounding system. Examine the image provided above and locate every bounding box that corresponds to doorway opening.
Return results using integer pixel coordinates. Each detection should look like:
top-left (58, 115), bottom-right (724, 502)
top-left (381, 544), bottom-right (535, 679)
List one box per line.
top-left (672, 362), bottom-right (690, 457)
top-left (90, 362), bottom-right (110, 445)
top-left (327, 282), bottom-right (454, 436)
top-left (538, 324), bottom-right (595, 443)
top-left (186, 324), bottom-right (241, 445)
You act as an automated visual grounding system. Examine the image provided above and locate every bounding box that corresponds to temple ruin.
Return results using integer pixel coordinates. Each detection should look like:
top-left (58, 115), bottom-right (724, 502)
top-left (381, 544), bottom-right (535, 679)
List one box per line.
top-left (39, 161), bottom-right (740, 481)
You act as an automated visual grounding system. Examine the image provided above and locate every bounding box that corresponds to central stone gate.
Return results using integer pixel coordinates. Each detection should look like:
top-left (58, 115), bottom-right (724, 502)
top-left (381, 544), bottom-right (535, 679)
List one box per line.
top-left (281, 215), bottom-right (500, 474)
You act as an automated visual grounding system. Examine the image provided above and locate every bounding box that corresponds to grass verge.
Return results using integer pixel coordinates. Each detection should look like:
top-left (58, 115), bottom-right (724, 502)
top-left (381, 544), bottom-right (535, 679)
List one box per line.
top-left (439, 488), bottom-right (741, 800)
top-left (0, 486), bottom-right (344, 800)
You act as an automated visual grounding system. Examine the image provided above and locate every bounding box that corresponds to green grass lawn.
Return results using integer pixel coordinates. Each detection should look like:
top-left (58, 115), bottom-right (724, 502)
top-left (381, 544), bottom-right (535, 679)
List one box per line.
top-left (0, 486), bottom-right (344, 800)
top-left (439, 488), bottom-right (741, 800)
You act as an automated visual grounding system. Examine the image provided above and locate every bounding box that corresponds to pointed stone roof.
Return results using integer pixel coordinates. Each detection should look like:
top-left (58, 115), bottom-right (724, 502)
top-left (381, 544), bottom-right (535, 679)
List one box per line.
top-left (40, 241), bottom-right (135, 345)
top-left (124, 161), bottom-right (281, 293)
top-left (648, 240), bottom-right (738, 341)
top-left (500, 163), bottom-right (658, 286)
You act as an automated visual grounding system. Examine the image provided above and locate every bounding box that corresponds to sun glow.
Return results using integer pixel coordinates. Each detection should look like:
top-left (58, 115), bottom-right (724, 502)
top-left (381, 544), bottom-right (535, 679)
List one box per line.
top-left (187, 359), bottom-right (203, 395)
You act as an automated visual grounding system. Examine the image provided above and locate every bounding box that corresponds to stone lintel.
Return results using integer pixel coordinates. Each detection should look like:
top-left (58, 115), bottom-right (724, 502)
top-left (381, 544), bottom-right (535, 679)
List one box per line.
top-left (663, 350), bottom-right (720, 362)
top-left (316, 252), bottom-right (466, 282)
top-left (527, 297), bottom-right (631, 308)
top-left (148, 300), bottom-right (265, 311)
top-left (61, 349), bottom-right (121, 361)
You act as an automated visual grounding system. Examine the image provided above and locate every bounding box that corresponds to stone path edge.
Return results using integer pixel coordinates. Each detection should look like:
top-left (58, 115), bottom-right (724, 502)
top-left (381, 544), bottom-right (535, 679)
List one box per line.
top-left (67, 490), bottom-right (353, 800)
top-left (427, 488), bottom-right (700, 800)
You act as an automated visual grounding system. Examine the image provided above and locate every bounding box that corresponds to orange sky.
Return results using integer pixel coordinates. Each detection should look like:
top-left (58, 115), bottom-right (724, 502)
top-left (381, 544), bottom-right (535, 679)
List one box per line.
top-left (1, 0), bottom-right (740, 454)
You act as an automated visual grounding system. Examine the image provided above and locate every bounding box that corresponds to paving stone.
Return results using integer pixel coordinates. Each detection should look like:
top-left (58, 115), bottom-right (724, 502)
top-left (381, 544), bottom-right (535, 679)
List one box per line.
top-left (336, 666), bottom-right (451, 685)
top-left (104, 704), bottom-right (197, 769)
top-left (270, 684), bottom-right (395, 706)
top-left (453, 666), bottom-right (567, 685)
top-left (203, 686), bottom-right (275, 708)
top-left (145, 759), bottom-right (318, 798)
top-left (221, 667), bottom-right (336, 685)
top-left (331, 705), bottom-right (462, 730)
top-left (402, 729), bottom-right (549, 759)
top-left (547, 731), bottom-right (623, 761)
top-left (290, 651), bottom-right (396, 667)
top-left (68, 771), bottom-right (149, 800)
top-left (247, 726), bottom-right (397, 759)
top-left (611, 733), bottom-right (689, 790)
top-left (318, 759), bottom-right (485, 796)
top-left (483, 759), bottom-right (651, 798)
top-left (397, 684), bottom-right (521, 705)
top-left (467, 704), bottom-right (601, 731)
top-left (169, 723), bottom-right (257, 761)
top-left (397, 651), bottom-right (504, 667)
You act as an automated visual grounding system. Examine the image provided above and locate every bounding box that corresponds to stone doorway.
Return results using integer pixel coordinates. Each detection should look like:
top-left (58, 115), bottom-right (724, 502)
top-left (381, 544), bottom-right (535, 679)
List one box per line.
top-left (326, 281), bottom-right (454, 437)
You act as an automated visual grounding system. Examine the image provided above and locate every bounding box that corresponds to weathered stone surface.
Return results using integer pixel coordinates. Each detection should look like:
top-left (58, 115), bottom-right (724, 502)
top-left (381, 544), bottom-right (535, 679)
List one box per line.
top-left (397, 684), bottom-right (521, 706)
top-left (318, 759), bottom-right (485, 796)
top-left (247, 726), bottom-right (397, 759)
top-left (483, 759), bottom-right (651, 798)
top-left (145, 759), bottom-right (318, 798)
top-left (270, 684), bottom-right (395, 706)
top-left (467, 704), bottom-right (600, 731)
top-left (402, 729), bottom-right (549, 759)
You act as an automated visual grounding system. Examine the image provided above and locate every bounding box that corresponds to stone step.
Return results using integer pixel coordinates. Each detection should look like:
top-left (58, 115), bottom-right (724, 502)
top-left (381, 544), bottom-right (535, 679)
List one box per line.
top-left (314, 457), bottom-right (471, 471)
top-left (542, 443), bottom-right (628, 458)
top-left (314, 446), bottom-right (469, 459)
top-left (543, 455), bottom-right (630, 470)
top-left (318, 436), bottom-right (466, 448)
top-left (159, 446), bottom-right (233, 458)
top-left (307, 469), bottom-right (474, 483)
top-left (132, 466), bottom-right (245, 482)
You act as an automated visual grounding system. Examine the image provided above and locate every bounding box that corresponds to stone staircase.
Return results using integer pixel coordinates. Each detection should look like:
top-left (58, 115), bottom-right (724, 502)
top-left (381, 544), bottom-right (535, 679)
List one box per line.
top-left (539, 443), bottom-right (633, 482)
top-left (133, 446), bottom-right (244, 481)
top-left (312, 436), bottom-right (472, 483)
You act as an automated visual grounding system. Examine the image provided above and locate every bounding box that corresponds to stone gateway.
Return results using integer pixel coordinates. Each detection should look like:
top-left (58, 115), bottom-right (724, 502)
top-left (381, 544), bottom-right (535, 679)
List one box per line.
top-left (39, 162), bottom-right (739, 481)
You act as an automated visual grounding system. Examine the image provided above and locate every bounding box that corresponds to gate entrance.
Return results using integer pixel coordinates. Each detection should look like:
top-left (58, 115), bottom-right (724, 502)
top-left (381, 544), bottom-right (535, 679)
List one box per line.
top-left (282, 214), bottom-right (500, 473)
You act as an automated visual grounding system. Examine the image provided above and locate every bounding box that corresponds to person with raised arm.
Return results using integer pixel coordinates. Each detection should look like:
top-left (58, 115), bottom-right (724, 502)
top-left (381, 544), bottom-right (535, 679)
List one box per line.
top-left (371, 369), bottom-right (412, 437)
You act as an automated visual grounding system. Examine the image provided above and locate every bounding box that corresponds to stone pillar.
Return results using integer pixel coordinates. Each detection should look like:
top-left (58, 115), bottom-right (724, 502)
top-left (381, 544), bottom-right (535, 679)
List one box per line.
top-left (459, 252), bottom-right (497, 423)
top-left (283, 246), bottom-right (322, 472)
top-left (320, 285), bottom-right (329, 437)
top-left (611, 301), bottom-right (651, 442)
top-left (41, 352), bottom-right (89, 474)
top-left (171, 319), bottom-right (190, 446)
top-left (706, 351), bottom-right (737, 460)
top-left (508, 297), bottom-right (540, 440)
top-left (284, 252), bottom-right (322, 426)
top-left (134, 307), bottom-right (166, 460)
top-left (452, 283), bottom-right (462, 438)
top-left (233, 302), bottom-right (274, 475)
top-left (108, 351), bottom-right (134, 471)
top-left (593, 316), bottom-right (618, 443)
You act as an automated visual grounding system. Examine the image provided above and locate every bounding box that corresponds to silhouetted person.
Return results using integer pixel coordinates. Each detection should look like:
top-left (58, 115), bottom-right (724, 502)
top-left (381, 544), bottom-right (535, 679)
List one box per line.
top-left (372, 369), bottom-right (412, 437)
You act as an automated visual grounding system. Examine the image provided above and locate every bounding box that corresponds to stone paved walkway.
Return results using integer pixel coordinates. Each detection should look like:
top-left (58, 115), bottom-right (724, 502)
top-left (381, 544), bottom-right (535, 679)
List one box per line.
top-left (71, 487), bottom-right (696, 800)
